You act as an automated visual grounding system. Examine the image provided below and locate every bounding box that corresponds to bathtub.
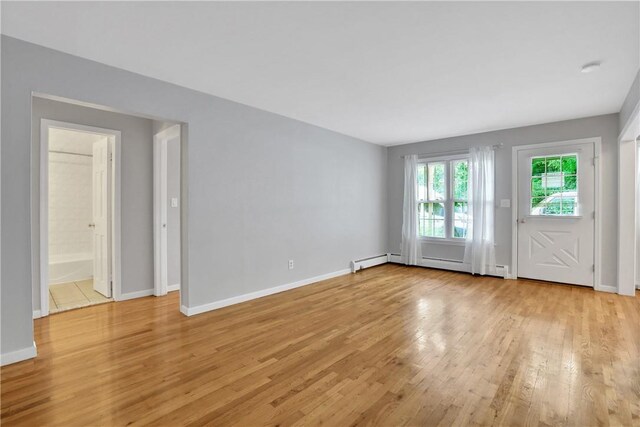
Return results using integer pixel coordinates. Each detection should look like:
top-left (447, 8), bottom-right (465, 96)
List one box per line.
top-left (49, 253), bottom-right (93, 285)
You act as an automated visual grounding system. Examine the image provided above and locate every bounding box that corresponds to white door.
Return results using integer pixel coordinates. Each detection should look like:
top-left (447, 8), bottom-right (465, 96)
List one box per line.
top-left (517, 142), bottom-right (595, 286)
top-left (92, 138), bottom-right (111, 297)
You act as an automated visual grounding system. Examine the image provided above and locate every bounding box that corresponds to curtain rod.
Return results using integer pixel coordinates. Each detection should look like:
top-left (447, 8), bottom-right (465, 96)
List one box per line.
top-left (49, 150), bottom-right (92, 158)
top-left (401, 143), bottom-right (503, 159)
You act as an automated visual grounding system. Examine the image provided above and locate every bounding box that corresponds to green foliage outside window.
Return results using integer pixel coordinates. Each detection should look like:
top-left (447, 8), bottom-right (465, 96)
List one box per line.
top-left (530, 154), bottom-right (578, 215)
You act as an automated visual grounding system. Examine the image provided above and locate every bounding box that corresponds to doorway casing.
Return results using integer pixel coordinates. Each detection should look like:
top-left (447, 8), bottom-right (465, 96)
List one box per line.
top-left (153, 124), bottom-right (180, 297)
top-left (38, 119), bottom-right (122, 317)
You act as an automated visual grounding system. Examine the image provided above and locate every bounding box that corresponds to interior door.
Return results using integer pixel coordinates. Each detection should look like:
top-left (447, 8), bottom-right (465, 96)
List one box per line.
top-left (92, 137), bottom-right (111, 297)
top-left (516, 142), bottom-right (595, 286)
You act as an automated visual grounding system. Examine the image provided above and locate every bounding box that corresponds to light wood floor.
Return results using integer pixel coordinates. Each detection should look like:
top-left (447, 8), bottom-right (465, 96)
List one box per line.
top-left (1, 264), bottom-right (639, 426)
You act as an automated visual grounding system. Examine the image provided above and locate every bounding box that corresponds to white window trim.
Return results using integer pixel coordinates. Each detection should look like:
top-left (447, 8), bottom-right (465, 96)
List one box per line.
top-left (417, 153), bottom-right (469, 243)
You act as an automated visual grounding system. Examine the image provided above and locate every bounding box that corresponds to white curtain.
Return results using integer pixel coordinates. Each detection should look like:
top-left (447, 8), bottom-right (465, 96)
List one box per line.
top-left (401, 155), bottom-right (422, 265)
top-left (464, 146), bottom-right (496, 275)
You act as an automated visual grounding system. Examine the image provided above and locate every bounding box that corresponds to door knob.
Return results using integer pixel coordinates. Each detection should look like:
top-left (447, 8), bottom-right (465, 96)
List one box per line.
top-left (520, 218), bottom-right (526, 224)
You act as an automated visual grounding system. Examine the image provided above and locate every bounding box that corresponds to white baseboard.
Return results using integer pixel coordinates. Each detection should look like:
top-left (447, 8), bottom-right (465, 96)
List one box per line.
top-left (596, 284), bottom-right (618, 293)
top-left (388, 254), bottom-right (509, 279)
top-left (351, 254), bottom-right (389, 273)
top-left (1, 341), bottom-right (37, 366)
top-left (33, 310), bottom-right (42, 319)
top-left (117, 289), bottom-right (154, 301)
top-left (181, 268), bottom-right (352, 316)
top-left (168, 283), bottom-right (180, 292)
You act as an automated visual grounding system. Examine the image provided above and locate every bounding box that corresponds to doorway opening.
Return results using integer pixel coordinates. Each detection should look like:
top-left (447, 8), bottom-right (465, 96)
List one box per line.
top-left (40, 120), bottom-right (121, 315)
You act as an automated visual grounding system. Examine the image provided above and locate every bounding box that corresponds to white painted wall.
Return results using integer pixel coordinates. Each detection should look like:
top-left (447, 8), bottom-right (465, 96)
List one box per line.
top-left (48, 151), bottom-right (93, 260)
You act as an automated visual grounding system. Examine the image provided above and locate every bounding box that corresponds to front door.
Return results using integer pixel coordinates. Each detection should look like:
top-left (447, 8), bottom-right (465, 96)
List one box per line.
top-left (516, 142), bottom-right (595, 286)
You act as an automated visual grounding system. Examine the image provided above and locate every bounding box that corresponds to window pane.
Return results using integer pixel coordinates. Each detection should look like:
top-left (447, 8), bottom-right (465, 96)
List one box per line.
top-left (563, 175), bottom-right (577, 191)
top-left (531, 158), bottom-right (545, 176)
top-left (428, 163), bottom-right (445, 200)
top-left (531, 177), bottom-right (545, 197)
top-left (561, 197), bottom-right (577, 215)
top-left (452, 160), bottom-right (468, 200)
top-left (453, 202), bottom-right (468, 238)
top-left (417, 164), bottom-right (427, 201)
top-left (562, 155), bottom-right (577, 174)
top-left (531, 197), bottom-right (546, 214)
top-left (546, 157), bottom-right (561, 173)
top-left (545, 199), bottom-right (562, 215)
top-left (418, 202), bottom-right (445, 238)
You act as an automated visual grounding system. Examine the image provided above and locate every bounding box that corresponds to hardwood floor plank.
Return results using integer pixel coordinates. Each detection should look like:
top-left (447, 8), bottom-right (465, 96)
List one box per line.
top-left (2, 264), bottom-right (638, 426)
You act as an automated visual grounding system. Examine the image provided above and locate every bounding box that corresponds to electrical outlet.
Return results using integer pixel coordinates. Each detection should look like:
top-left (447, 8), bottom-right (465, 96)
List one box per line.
top-left (288, 260), bottom-right (294, 270)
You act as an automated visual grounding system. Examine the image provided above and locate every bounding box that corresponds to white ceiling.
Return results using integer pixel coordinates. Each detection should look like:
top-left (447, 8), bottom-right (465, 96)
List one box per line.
top-left (3, 2), bottom-right (639, 145)
top-left (49, 128), bottom-right (105, 155)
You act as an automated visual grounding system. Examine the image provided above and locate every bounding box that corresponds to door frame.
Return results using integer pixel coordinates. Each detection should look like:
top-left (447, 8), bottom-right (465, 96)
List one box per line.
top-left (510, 137), bottom-right (602, 290)
top-left (153, 124), bottom-right (180, 296)
top-left (39, 119), bottom-right (122, 317)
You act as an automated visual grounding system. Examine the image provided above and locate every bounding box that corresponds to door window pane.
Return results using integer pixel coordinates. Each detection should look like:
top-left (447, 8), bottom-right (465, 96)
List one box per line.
top-left (562, 155), bottom-right (577, 174)
top-left (546, 157), bottom-right (561, 173)
top-left (531, 158), bottom-right (546, 176)
top-left (530, 154), bottom-right (579, 216)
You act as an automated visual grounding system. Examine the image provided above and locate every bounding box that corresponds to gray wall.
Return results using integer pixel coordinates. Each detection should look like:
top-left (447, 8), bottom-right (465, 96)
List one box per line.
top-left (31, 98), bottom-right (155, 311)
top-left (387, 114), bottom-right (619, 286)
top-left (619, 69), bottom-right (639, 134)
top-left (1, 36), bottom-right (388, 356)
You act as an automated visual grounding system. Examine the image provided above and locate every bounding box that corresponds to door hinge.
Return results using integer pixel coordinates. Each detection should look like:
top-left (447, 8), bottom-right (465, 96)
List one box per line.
top-left (592, 211), bottom-right (596, 220)
top-left (592, 156), bottom-right (598, 166)
top-left (592, 264), bottom-right (595, 272)
top-left (109, 152), bottom-right (113, 162)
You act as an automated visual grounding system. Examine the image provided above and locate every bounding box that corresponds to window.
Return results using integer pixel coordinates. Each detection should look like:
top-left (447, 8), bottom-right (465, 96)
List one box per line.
top-left (530, 154), bottom-right (578, 216)
top-left (417, 157), bottom-right (469, 239)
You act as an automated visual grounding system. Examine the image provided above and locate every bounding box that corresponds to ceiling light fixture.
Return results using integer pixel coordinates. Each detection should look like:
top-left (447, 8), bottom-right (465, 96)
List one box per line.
top-left (581, 61), bottom-right (602, 73)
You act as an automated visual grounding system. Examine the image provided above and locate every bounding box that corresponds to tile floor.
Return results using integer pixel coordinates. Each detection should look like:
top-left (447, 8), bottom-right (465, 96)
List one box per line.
top-left (49, 279), bottom-right (113, 313)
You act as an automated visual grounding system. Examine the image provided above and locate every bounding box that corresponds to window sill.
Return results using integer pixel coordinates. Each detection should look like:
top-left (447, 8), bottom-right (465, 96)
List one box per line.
top-left (419, 238), bottom-right (466, 246)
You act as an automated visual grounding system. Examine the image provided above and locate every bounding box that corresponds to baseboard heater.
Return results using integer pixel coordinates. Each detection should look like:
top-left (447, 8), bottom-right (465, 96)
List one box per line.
top-left (388, 253), bottom-right (510, 279)
top-left (350, 254), bottom-right (389, 273)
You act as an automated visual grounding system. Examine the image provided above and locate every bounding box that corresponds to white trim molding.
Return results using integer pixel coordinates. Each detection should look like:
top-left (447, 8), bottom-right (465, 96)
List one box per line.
top-left (1, 342), bottom-right (37, 366)
top-left (168, 283), bottom-right (180, 292)
top-left (37, 119), bottom-right (123, 316)
top-left (118, 289), bottom-right (154, 301)
top-left (33, 310), bottom-right (42, 319)
top-left (618, 107), bottom-right (639, 296)
top-left (154, 124), bottom-right (181, 297)
top-left (181, 268), bottom-right (351, 316)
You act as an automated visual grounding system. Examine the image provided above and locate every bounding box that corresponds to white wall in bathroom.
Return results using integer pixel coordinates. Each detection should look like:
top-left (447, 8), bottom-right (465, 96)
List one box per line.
top-left (48, 129), bottom-right (101, 260)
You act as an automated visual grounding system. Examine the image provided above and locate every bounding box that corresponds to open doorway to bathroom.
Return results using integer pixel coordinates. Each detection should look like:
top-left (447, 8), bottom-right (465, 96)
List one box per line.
top-left (40, 120), bottom-right (120, 315)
